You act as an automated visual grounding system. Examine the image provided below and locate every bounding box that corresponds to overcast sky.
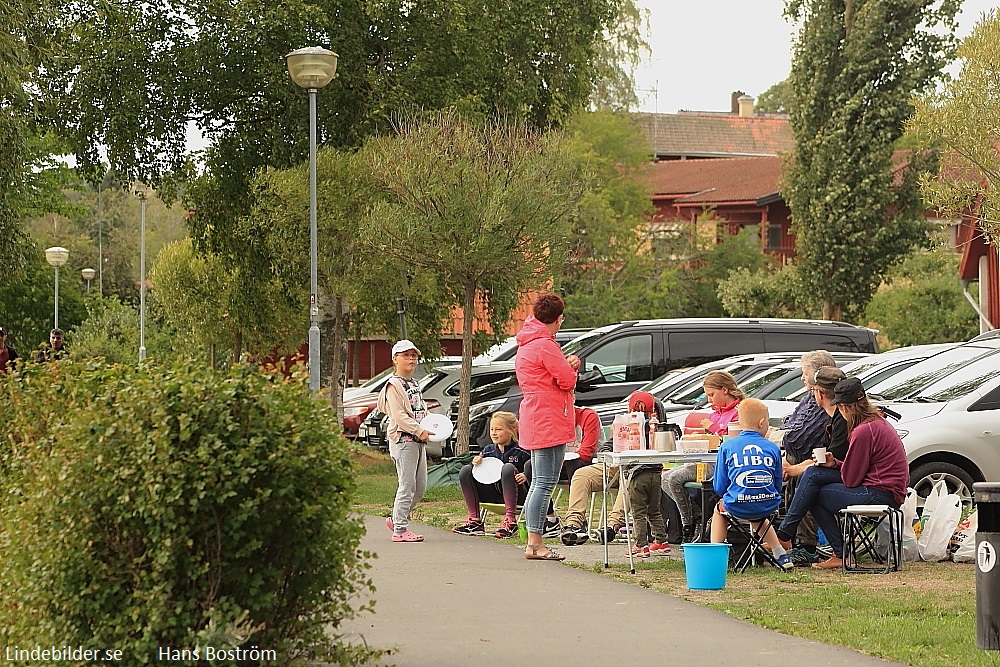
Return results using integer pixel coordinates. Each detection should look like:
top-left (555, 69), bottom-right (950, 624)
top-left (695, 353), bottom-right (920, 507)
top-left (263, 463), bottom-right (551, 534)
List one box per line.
top-left (633, 0), bottom-right (1000, 114)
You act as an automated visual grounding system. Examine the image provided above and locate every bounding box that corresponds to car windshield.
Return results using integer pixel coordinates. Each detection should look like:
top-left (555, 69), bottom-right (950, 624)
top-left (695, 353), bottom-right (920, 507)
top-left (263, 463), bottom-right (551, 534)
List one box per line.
top-left (868, 346), bottom-right (997, 401)
top-left (903, 358), bottom-right (1000, 402)
top-left (561, 325), bottom-right (615, 356)
top-left (741, 367), bottom-right (795, 397)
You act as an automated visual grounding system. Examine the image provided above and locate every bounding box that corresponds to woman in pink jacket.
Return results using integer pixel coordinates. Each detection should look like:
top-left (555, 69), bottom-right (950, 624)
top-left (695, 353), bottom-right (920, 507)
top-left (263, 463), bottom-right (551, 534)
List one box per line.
top-left (515, 293), bottom-right (580, 561)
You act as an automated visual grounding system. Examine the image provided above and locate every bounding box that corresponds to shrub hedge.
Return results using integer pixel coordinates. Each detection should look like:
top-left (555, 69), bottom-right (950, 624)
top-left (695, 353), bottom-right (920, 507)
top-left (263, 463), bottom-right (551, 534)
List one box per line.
top-left (0, 360), bottom-right (374, 665)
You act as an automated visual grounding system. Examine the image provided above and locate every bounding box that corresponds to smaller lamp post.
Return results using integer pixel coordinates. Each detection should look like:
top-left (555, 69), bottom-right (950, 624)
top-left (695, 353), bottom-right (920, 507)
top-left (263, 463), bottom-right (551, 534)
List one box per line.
top-left (134, 190), bottom-right (148, 361)
top-left (81, 267), bottom-right (96, 293)
top-left (44, 247), bottom-right (70, 329)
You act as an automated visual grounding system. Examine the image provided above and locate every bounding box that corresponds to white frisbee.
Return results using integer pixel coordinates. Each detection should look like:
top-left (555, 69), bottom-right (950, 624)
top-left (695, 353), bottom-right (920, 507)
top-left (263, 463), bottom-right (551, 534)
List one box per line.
top-left (420, 414), bottom-right (454, 443)
top-left (563, 451), bottom-right (581, 461)
top-left (472, 456), bottom-right (504, 484)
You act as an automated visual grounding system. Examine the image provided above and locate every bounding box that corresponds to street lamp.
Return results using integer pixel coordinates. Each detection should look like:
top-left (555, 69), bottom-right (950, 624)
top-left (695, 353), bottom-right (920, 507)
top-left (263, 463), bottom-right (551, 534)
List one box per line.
top-left (285, 46), bottom-right (339, 392)
top-left (134, 189), bottom-right (148, 362)
top-left (81, 268), bottom-right (96, 293)
top-left (44, 246), bottom-right (70, 329)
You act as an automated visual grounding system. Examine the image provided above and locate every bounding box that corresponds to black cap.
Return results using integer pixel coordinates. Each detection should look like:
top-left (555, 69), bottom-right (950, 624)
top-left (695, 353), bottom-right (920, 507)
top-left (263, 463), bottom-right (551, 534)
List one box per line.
top-left (831, 377), bottom-right (866, 405)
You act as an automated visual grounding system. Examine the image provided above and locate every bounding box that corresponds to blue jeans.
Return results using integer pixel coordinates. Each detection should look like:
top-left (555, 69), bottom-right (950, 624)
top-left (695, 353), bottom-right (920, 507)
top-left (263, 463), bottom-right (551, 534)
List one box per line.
top-left (524, 444), bottom-right (566, 534)
top-left (777, 465), bottom-right (897, 557)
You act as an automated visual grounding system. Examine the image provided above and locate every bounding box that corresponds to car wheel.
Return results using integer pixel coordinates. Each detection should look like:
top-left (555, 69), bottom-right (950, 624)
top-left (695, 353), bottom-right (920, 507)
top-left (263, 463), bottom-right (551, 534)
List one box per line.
top-left (909, 461), bottom-right (975, 511)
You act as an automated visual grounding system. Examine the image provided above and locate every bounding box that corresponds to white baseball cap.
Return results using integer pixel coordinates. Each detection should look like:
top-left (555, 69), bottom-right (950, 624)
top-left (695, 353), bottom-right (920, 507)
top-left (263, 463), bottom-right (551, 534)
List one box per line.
top-left (391, 339), bottom-right (421, 357)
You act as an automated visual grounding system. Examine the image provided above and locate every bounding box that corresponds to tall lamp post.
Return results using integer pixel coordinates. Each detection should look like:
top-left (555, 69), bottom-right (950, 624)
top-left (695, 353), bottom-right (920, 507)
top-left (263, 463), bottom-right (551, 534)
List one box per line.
top-left (81, 268), bottom-right (96, 293)
top-left (44, 247), bottom-right (70, 329)
top-left (285, 46), bottom-right (339, 392)
top-left (134, 190), bottom-right (148, 362)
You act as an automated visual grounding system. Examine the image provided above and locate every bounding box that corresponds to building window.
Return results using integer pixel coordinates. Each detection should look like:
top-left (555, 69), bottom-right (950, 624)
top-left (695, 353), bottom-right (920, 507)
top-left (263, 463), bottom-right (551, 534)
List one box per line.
top-left (766, 223), bottom-right (783, 250)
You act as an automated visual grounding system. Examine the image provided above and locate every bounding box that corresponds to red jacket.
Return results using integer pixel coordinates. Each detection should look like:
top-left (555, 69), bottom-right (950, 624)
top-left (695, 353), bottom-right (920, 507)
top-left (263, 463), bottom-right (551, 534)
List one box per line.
top-left (574, 406), bottom-right (600, 462)
top-left (515, 316), bottom-right (577, 450)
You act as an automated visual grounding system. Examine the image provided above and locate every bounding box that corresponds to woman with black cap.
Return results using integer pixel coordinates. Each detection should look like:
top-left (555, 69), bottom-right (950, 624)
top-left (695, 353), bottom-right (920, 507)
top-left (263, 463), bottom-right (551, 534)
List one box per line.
top-left (775, 377), bottom-right (909, 569)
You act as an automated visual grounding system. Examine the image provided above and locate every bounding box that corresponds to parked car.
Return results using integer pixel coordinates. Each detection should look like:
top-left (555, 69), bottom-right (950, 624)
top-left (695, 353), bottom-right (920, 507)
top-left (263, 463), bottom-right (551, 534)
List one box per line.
top-left (340, 356), bottom-right (461, 438)
top-left (472, 328), bottom-right (592, 363)
top-left (866, 338), bottom-right (1000, 507)
top-left (758, 343), bottom-right (961, 423)
top-left (588, 352), bottom-right (869, 431)
top-left (458, 317), bottom-right (879, 451)
top-left (756, 340), bottom-right (996, 508)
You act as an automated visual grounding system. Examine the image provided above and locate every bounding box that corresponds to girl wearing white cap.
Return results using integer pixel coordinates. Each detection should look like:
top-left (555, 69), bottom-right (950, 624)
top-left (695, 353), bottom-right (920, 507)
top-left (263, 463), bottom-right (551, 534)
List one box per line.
top-left (378, 339), bottom-right (433, 542)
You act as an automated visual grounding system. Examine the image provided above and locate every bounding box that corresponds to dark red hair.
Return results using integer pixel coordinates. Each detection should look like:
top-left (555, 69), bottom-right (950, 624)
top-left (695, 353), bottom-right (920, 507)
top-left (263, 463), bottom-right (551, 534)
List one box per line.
top-left (532, 293), bottom-right (564, 324)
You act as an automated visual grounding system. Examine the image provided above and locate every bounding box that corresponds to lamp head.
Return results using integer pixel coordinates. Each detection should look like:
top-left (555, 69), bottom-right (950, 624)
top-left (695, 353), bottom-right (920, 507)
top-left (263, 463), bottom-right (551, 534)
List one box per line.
top-left (81, 268), bottom-right (96, 281)
top-left (285, 46), bottom-right (339, 89)
top-left (44, 247), bottom-right (70, 268)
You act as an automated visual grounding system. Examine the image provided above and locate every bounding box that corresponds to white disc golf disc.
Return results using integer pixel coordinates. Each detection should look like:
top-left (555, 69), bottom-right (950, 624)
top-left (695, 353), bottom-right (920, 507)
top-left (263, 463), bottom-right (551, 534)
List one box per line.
top-left (472, 456), bottom-right (504, 484)
top-left (420, 414), bottom-right (454, 443)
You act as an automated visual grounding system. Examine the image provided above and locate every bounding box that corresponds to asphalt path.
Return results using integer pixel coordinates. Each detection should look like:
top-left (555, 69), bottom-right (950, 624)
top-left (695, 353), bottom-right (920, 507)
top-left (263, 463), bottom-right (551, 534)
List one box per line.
top-left (339, 516), bottom-right (903, 667)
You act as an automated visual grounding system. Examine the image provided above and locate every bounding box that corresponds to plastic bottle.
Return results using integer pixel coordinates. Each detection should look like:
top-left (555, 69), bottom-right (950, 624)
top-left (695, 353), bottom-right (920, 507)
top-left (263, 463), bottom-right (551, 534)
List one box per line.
top-left (628, 412), bottom-right (644, 450)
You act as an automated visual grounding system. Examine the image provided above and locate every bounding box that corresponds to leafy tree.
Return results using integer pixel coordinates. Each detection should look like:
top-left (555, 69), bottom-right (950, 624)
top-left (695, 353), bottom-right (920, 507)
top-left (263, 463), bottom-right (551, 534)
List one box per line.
top-left (684, 224), bottom-right (774, 317)
top-left (557, 110), bottom-right (656, 324)
top-left (70, 296), bottom-right (177, 365)
top-left (866, 238), bottom-right (978, 346)
top-left (908, 12), bottom-right (1000, 247)
top-left (248, 148), bottom-right (453, 413)
top-left (0, 245), bottom-right (88, 353)
top-left (590, 0), bottom-right (651, 111)
top-left (783, 0), bottom-right (959, 320)
top-left (151, 239), bottom-right (303, 364)
top-left (718, 264), bottom-right (815, 318)
top-left (755, 79), bottom-right (791, 114)
top-left (360, 113), bottom-right (583, 453)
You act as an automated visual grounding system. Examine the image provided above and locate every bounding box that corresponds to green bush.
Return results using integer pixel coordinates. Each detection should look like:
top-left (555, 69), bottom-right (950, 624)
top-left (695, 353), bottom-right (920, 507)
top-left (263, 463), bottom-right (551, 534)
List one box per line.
top-left (0, 360), bottom-right (375, 665)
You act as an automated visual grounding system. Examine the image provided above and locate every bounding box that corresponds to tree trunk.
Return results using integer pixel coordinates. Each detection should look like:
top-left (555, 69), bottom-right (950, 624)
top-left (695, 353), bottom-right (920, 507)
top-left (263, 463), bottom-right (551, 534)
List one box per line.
top-left (231, 330), bottom-right (243, 365)
top-left (822, 300), bottom-right (843, 321)
top-left (454, 281), bottom-right (478, 455)
top-left (844, 0), bottom-right (855, 37)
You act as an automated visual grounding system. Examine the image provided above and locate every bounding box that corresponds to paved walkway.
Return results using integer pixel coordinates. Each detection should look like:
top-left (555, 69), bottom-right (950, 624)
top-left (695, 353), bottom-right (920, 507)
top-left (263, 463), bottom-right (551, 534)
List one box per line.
top-left (340, 516), bottom-right (903, 667)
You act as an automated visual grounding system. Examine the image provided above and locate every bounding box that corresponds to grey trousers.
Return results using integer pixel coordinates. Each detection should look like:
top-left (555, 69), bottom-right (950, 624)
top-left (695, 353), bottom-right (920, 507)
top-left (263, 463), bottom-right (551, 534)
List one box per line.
top-left (390, 440), bottom-right (427, 534)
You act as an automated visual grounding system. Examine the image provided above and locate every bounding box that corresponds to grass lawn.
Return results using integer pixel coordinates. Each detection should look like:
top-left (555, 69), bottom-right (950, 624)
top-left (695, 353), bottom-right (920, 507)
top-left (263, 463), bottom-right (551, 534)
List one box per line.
top-left (353, 449), bottom-right (995, 667)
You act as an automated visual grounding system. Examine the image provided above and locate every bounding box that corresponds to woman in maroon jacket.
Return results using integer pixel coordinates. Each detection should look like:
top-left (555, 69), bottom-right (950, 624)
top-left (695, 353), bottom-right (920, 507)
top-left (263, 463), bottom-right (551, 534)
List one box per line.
top-left (776, 377), bottom-right (909, 569)
top-left (515, 293), bottom-right (580, 561)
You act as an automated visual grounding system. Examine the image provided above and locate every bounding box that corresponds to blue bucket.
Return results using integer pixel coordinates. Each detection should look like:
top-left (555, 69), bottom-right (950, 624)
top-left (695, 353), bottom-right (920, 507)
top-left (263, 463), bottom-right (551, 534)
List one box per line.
top-left (683, 543), bottom-right (730, 590)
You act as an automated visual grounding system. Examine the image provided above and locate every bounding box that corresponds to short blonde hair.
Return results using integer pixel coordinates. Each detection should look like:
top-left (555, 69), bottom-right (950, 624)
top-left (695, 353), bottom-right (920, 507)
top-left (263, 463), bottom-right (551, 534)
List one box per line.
top-left (490, 411), bottom-right (519, 442)
top-left (737, 398), bottom-right (769, 432)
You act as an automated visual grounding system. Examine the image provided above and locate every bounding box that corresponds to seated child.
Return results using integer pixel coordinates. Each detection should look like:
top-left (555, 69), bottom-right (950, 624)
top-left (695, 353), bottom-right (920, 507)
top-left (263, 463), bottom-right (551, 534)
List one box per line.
top-left (623, 391), bottom-right (670, 558)
top-left (452, 411), bottom-right (531, 539)
top-left (710, 398), bottom-right (793, 571)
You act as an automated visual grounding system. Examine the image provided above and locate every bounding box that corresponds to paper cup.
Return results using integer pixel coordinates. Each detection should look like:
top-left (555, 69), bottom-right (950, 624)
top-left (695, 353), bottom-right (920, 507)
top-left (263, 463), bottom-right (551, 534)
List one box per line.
top-left (813, 447), bottom-right (827, 464)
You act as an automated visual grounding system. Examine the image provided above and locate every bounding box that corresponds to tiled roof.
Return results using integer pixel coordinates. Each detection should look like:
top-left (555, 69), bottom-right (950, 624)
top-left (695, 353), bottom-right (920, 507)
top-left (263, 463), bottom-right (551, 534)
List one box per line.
top-left (633, 112), bottom-right (794, 158)
top-left (640, 156), bottom-right (783, 205)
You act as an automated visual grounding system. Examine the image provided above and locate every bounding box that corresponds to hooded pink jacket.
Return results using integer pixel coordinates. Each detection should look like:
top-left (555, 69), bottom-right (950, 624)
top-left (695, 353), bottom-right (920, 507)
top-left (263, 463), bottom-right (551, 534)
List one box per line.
top-left (515, 316), bottom-right (578, 449)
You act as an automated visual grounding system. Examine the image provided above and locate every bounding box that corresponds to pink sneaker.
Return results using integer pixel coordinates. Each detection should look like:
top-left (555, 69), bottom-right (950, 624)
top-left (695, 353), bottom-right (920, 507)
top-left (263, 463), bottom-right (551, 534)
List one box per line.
top-left (385, 517), bottom-right (394, 532)
top-left (392, 530), bottom-right (424, 543)
top-left (625, 545), bottom-right (650, 559)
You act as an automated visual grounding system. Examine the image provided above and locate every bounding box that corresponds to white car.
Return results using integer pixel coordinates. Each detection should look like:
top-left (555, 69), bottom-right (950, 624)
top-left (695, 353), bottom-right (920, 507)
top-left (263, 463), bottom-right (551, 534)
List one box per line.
top-left (763, 340), bottom-right (998, 508)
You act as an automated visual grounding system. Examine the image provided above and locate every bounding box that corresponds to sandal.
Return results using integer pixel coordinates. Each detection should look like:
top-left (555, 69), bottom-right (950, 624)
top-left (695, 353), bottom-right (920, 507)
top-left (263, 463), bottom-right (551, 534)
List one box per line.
top-left (392, 530), bottom-right (424, 543)
top-left (524, 545), bottom-right (566, 561)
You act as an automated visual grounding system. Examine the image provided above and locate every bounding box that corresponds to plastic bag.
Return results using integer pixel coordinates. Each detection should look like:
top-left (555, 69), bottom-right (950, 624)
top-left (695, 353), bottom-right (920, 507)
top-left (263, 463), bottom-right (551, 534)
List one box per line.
top-left (877, 487), bottom-right (919, 562)
top-left (901, 488), bottom-right (920, 562)
top-left (952, 509), bottom-right (978, 563)
top-left (916, 479), bottom-right (946, 538)
top-left (918, 480), bottom-right (962, 562)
